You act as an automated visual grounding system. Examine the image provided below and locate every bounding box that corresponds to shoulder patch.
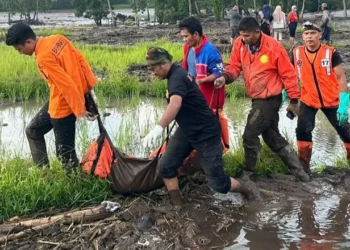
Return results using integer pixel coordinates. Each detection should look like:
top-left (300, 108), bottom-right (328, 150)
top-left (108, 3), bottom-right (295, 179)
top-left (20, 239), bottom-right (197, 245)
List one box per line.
top-left (297, 60), bottom-right (302, 67)
top-left (52, 38), bottom-right (67, 56)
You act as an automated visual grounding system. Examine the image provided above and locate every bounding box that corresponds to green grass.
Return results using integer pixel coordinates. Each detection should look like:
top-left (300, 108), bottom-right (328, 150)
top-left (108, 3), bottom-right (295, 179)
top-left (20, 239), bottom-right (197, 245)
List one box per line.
top-left (0, 40), bottom-right (182, 101)
top-left (223, 139), bottom-right (287, 177)
top-left (0, 156), bottom-right (111, 222)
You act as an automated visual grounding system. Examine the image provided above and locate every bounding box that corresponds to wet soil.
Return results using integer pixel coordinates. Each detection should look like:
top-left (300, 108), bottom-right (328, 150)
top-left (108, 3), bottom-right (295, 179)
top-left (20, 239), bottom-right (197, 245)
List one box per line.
top-left (2, 168), bottom-right (350, 250)
top-left (71, 21), bottom-right (350, 81)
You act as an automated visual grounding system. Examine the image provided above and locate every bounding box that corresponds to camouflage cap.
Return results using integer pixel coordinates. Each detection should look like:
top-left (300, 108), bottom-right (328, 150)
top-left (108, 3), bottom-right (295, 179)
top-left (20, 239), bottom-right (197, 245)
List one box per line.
top-left (146, 47), bottom-right (173, 66)
top-left (302, 21), bottom-right (321, 32)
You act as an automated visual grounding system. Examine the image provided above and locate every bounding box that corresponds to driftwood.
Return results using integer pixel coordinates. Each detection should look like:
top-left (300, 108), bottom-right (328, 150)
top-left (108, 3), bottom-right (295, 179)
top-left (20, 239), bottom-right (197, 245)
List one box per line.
top-left (0, 206), bottom-right (106, 237)
top-left (0, 223), bottom-right (54, 244)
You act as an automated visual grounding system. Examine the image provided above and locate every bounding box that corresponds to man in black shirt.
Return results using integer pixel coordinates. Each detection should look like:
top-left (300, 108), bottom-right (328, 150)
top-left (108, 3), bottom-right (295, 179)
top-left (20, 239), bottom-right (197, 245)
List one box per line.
top-left (142, 47), bottom-right (260, 207)
top-left (291, 22), bottom-right (350, 172)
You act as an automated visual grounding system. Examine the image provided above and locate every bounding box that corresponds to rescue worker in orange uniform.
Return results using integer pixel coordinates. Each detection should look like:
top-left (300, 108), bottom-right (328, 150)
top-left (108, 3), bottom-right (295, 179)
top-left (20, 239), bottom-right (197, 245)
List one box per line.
top-left (5, 23), bottom-right (98, 170)
top-left (214, 17), bottom-right (310, 182)
top-left (179, 16), bottom-right (230, 152)
top-left (291, 22), bottom-right (350, 172)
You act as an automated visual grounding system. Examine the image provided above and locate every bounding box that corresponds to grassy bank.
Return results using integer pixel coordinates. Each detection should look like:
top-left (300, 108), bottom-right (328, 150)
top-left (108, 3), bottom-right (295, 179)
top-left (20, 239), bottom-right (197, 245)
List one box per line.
top-left (0, 142), bottom-right (285, 222)
top-left (0, 156), bottom-right (111, 222)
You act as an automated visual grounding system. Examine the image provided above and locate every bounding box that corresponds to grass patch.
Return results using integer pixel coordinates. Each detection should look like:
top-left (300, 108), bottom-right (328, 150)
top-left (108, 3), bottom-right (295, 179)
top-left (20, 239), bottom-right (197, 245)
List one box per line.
top-left (225, 80), bottom-right (246, 101)
top-left (223, 138), bottom-right (287, 177)
top-left (0, 39), bottom-right (182, 101)
top-left (0, 155), bottom-right (111, 222)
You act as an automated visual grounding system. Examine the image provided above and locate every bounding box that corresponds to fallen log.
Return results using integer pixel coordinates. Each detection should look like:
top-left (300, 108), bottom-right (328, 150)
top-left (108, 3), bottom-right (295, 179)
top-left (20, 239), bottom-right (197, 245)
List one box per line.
top-left (0, 205), bottom-right (105, 236)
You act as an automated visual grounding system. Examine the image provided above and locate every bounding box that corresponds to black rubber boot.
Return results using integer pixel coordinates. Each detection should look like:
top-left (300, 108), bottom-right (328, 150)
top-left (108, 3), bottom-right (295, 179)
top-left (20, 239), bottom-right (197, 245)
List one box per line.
top-left (276, 145), bottom-right (310, 182)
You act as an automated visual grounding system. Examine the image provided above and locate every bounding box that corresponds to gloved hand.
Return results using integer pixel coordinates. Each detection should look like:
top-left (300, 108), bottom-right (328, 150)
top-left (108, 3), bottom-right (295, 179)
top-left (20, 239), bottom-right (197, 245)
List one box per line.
top-left (90, 88), bottom-right (98, 105)
top-left (85, 111), bottom-right (98, 121)
top-left (287, 99), bottom-right (300, 116)
top-left (337, 92), bottom-right (349, 126)
top-left (142, 125), bottom-right (164, 148)
top-left (280, 89), bottom-right (288, 108)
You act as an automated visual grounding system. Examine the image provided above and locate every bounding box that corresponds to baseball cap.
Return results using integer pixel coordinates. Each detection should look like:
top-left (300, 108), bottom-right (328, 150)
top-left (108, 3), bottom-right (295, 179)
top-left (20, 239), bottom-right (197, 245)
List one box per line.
top-left (302, 21), bottom-right (321, 32)
top-left (146, 47), bottom-right (173, 66)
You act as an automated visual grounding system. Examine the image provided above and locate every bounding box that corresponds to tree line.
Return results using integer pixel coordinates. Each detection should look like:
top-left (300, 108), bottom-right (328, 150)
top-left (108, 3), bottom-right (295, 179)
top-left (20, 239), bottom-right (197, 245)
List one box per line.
top-left (0, 0), bottom-right (348, 26)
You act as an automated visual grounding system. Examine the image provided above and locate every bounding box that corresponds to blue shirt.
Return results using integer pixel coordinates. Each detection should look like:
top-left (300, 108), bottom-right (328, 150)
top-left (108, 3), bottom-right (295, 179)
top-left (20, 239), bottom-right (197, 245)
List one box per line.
top-left (187, 48), bottom-right (196, 77)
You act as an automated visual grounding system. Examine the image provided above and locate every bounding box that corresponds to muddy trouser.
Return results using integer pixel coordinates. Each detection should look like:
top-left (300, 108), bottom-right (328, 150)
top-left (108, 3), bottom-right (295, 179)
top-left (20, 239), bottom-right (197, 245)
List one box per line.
top-left (25, 102), bottom-right (79, 169)
top-left (243, 94), bottom-right (292, 172)
top-left (296, 101), bottom-right (350, 155)
top-left (159, 127), bottom-right (231, 193)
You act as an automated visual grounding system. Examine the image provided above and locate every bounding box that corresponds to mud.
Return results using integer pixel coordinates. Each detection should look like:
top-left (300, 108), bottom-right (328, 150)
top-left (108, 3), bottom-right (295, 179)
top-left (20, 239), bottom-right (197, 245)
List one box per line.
top-left (2, 169), bottom-right (350, 250)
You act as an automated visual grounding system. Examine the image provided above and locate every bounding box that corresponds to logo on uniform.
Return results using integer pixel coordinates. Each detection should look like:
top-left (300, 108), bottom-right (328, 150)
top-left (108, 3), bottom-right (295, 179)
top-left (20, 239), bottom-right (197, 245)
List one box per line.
top-left (321, 58), bottom-right (330, 67)
top-left (260, 54), bottom-right (269, 64)
top-left (297, 60), bottom-right (302, 67)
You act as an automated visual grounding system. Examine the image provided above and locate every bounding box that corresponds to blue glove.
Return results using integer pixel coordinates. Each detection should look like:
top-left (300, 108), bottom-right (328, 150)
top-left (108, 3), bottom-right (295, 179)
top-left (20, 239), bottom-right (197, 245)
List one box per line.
top-left (280, 89), bottom-right (288, 108)
top-left (337, 92), bottom-right (349, 126)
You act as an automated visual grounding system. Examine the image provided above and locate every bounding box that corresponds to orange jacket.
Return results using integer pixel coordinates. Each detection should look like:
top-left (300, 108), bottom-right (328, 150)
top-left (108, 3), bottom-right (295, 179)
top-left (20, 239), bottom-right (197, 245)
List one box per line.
top-left (224, 33), bottom-right (300, 100)
top-left (35, 35), bottom-right (98, 119)
top-left (293, 45), bottom-right (339, 108)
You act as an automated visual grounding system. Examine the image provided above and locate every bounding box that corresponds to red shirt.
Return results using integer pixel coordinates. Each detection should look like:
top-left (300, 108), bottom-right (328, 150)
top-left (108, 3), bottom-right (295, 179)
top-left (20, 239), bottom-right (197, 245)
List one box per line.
top-left (287, 12), bottom-right (298, 23)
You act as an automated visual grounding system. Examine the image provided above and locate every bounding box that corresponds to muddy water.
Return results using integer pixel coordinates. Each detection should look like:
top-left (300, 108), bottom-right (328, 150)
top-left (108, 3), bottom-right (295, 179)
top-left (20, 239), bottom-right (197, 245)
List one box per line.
top-left (224, 195), bottom-right (350, 249)
top-left (1, 98), bottom-right (350, 249)
top-left (0, 97), bottom-right (346, 166)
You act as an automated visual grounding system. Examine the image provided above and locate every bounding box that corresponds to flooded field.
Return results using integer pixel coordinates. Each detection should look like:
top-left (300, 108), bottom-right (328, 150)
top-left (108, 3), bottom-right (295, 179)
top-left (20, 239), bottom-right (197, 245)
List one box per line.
top-left (0, 97), bottom-right (346, 168)
top-left (1, 12), bottom-right (350, 249)
top-left (0, 9), bottom-right (156, 28)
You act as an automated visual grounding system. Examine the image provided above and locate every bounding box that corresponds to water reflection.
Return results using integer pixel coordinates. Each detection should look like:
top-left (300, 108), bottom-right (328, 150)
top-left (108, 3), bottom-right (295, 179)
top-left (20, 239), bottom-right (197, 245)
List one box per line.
top-left (224, 194), bottom-right (350, 249)
top-left (0, 97), bottom-right (346, 165)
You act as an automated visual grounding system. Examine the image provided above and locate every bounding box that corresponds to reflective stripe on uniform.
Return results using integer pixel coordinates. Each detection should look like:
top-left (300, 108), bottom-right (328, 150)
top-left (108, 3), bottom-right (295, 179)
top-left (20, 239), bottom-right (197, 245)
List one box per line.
top-left (325, 48), bottom-right (331, 76)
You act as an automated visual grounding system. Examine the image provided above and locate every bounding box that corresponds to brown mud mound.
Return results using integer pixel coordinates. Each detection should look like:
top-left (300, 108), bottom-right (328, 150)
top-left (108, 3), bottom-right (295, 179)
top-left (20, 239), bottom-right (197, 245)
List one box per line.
top-left (2, 169), bottom-right (350, 250)
top-left (71, 21), bottom-right (233, 54)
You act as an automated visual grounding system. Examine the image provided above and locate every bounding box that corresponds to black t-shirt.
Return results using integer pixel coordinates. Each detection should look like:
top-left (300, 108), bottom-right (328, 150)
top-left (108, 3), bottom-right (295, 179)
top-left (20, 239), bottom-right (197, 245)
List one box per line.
top-left (166, 64), bottom-right (220, 142)
top-left (290, 47), bottom-right (343, 68)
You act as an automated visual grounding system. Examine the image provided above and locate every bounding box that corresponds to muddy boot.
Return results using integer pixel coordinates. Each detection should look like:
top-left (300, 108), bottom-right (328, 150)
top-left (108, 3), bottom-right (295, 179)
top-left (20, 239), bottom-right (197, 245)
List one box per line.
top-left (276, 145), bottom-right (310, 182)
top-left (297, 141), bottom-right (313, 173)
top-left (168, 190), bottom-right (183, 210)
top-left (233, 180), bottom-right (261, 202)
top-left (240, 170), bottom-right (254, 182)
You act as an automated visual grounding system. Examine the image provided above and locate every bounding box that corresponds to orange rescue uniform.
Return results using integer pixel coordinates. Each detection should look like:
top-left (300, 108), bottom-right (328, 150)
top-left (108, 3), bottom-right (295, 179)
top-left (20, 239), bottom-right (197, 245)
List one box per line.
top-left (293, 45), bottom-right (339, 108)
top-left (224, 33), bottom-right (300, 100)
top-left (35, 35), bottom-right (98, 119)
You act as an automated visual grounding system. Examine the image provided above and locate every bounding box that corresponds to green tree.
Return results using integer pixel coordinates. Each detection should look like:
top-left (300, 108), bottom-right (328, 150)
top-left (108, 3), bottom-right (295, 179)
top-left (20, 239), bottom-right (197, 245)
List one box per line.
top-left (72, 0), bottom-right (109, 26)
top-left (154, 0), bottom-right (189, 24)
top-left (1, 0), bottom-right (51, 21)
